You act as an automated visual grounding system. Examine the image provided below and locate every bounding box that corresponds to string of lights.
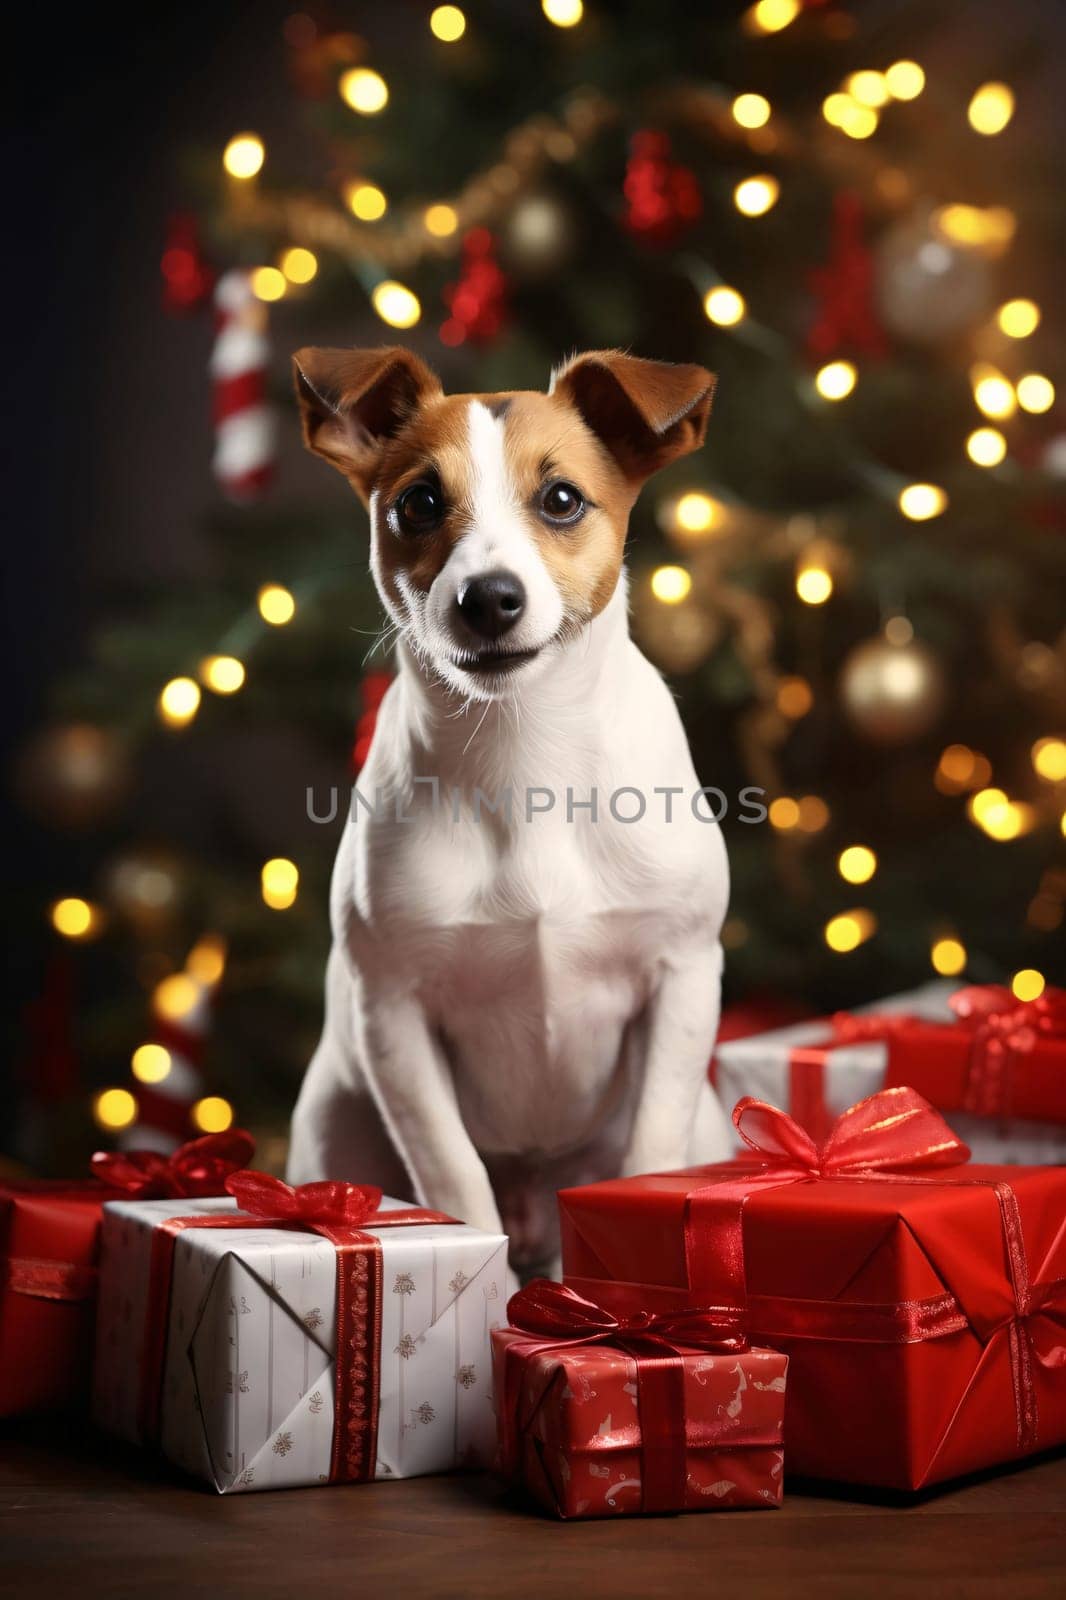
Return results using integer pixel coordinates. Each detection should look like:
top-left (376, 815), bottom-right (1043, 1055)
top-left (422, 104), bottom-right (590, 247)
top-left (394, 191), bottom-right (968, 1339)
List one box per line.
top-left (45, 3), bottom-right (1063, 1146)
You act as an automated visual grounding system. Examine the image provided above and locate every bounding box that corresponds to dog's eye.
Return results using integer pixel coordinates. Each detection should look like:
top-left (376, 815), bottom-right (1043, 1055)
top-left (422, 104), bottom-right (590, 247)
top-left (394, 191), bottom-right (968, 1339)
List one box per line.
top-left (540, 481), bottom-right (585, 524)
top-left (395, 481), bottom-right (444, 534)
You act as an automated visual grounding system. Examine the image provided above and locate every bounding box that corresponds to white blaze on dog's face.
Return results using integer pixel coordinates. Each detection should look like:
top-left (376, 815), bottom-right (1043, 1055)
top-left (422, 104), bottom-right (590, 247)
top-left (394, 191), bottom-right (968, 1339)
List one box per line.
top-left (292, 347), bottom-right (715, 699)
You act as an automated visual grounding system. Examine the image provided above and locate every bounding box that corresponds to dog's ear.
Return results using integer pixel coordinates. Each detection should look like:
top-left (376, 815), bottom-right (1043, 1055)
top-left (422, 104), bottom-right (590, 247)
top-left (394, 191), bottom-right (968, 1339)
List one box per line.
top-left (292, 346), bottom-right (442, 501)
top-left (551, 350), bottom-right (715, 483)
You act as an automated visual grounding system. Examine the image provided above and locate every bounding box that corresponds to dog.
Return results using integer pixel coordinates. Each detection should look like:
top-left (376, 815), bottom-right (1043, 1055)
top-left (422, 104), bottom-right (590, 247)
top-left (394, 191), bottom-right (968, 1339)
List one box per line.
top-left (286, 345), bottom-right (733, 1273)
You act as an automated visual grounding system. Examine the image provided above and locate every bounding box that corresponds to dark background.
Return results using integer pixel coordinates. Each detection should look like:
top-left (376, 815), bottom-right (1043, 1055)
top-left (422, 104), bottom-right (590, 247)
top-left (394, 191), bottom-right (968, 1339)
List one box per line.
top-left (4, 1), bottom-right (1064, 1165)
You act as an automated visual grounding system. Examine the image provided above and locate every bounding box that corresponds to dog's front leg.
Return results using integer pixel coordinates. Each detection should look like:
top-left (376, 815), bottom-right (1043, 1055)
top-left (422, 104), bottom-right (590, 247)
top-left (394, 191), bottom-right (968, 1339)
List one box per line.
top-left (621, 941), bottom-right (731, 1177)
top-left (357, 991), bottom-right (503, 1236)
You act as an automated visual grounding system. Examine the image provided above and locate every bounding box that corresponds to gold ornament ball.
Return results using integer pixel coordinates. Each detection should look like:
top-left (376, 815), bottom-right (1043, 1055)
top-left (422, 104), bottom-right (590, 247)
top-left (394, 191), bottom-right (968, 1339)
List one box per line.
top-left (14, 722), bottom-right (130, 830)
top-left (503, 193), bottom-right (574, 275)
top-left (840, 635), bottom-right (947, 743)
top-left (104, 847), bottom-right (183, 930)
top-left (634, 594), bottom-right (719, 674)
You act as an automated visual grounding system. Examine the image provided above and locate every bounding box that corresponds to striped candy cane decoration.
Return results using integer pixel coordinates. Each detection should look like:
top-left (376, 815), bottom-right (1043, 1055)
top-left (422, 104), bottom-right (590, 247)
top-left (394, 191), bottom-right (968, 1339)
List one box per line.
top-left (119, 942), bottom-right (226, 1153)
top-left (211, 269), bottom-right (276, 501)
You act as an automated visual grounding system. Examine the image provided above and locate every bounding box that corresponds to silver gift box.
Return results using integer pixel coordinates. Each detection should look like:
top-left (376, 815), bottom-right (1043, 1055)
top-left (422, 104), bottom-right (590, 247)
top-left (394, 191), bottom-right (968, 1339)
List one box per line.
top-left (715, 981), bottom-right (1066, 1165)
top-left (93, 1194), bottom-right (511, 1492)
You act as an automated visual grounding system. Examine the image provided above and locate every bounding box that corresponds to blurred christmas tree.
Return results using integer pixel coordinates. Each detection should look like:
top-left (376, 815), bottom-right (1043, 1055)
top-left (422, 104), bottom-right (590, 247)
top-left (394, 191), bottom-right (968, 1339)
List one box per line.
top-left (19, 0), bottom-right (1065, 1165)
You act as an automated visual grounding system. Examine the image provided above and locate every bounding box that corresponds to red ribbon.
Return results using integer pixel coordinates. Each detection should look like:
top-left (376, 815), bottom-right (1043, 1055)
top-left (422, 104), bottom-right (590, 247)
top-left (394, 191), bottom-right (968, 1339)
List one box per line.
top-left (502, 1278), bottom-right (748, 1515)
top-left (3, 1256), bottom-right (98, 1302)
top-left (134, 1171), bottom-right (456, 1485)
top-left (948, 984), bottom-right (1066, 1116)
top-left (91, 1129), bottom-right (256, 1199)
top-left (683, 1087), bottom-right (1063, 1454)
top-left (786, 1011), bottom-right (914, 1142)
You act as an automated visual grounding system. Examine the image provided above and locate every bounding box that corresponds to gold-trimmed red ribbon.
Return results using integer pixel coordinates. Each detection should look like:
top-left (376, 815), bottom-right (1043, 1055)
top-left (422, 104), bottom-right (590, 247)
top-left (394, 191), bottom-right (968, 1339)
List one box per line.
top-left (91, 1128), bottom-right (256, 1199)
top-left (682, 1087), bottom-right (1065, 1455)
top-left (501, 1278), bottom-right (750, 1515)
top-left (133, 1171), bottom-right (457, 1485)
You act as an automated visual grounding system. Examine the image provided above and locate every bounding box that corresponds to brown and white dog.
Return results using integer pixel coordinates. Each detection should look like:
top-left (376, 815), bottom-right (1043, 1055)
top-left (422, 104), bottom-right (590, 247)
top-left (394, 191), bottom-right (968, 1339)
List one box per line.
top-left (287, 346), bottom-right (732, 1272)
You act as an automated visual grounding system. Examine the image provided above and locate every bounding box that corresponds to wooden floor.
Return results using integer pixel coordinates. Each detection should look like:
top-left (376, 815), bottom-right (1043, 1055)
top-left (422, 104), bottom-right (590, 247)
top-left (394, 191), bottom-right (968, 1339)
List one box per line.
top-left (2, 1421), bottom-right (1063, 1599)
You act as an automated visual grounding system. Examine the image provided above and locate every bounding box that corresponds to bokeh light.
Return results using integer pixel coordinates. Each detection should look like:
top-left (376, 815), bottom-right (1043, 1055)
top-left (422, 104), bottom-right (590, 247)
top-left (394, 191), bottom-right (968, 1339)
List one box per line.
top-left (372, 281), bottom-right (421, 328)
top-left (967, 82), bottom-right (1014, 136)
top-left (132, 1044), bottom-right (172, 1084)
top-left (51, 897), bottom-right (98, 940)
top-left (650, 565), bottom-right (692, 603)
top-left (703, 286), bottom-right (746, 325)
top-left (966, 427), bottom-right (1007, 467)
top-left (838, 846), bottom-right (878, 884)
top-left (732, 94), bottom-right (771, 130)
top-left (814, 360), bottom-right (857, 400)
top-left (223, 134), bottom-right (264, 179)
top-left (898, 483), bottom-right (947, 521)
top-left (262, 857), bottom-right (299, 910)
top-left (734, 176), bottom-right (779, 216)
top-left (824, 910), bottom-right (876, 952)
top-left (258, 584), bottom-right (296, 625)
top-left (931, 937), bottom-right (967, 977)
top-left (93, 1088), bottom-right (138, 1130)
top-left (430, 6), bottom-right (466, 42)
top-left (191, 1096), bottom-right (235, 1133)
top-left (200, 655), bottom-right (246, 694)
top-left (159, 677), bottom-right (201, 728)
top-left (340, 68), bottom-right (389, 114)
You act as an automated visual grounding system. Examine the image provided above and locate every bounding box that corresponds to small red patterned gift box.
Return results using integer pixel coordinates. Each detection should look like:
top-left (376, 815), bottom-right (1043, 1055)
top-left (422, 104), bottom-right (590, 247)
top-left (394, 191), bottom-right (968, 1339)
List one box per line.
top-left (492, 1280), bottom-right (786, 1519)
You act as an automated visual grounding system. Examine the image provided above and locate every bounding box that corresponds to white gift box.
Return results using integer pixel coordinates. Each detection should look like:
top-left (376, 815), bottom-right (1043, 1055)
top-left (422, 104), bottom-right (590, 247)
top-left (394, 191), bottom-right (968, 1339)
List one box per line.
top-left (715, 981), bottom-right (1066, 1165)
top-left (92, 1194), bottom-right (510, 1492)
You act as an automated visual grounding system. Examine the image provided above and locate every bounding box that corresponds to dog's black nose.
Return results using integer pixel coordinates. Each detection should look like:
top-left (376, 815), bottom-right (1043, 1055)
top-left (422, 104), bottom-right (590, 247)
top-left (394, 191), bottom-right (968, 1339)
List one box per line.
top-left (457, 570), bottom-right (526, 639)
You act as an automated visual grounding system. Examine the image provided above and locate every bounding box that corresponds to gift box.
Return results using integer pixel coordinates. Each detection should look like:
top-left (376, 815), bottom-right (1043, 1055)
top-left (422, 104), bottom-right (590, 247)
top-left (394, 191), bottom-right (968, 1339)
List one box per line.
top-left (493, 1280), bottom-right (786, 1519)
top-left (714, 981), bottom-right (1066, 1161)
top-left (1, 1181), bottom-right (110, 1416)
top-left (560, 1090), bottom-right (1066, 1491)
top-left (93, 1172), bottom-right (510, 1492)
top-left (0, 1130), bottom-right (255, 1418)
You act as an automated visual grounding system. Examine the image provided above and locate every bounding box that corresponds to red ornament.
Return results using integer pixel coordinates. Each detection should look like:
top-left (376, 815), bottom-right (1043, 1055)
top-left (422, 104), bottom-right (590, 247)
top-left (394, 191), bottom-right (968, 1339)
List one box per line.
top-left (623, 131), bottom-right (702, 247)
top-left (806, 191), bottom-right (888, 361)
top-left (440, 229), bottom-right (508, 347)
top-left (161, 212), bottom-right (214, 314)
top-left (351, 671), bottom-right (393, 774)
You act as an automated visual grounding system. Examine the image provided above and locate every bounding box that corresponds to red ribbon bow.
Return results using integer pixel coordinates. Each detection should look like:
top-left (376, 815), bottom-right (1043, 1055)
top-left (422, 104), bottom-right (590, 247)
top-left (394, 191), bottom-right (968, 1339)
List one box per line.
top-left (502, 1279), bottom-right (749, 1514)
top-left (732, 1085), bottom-right (970, 1177)
top-left (224, 1171), bottom-right (385, 1230)
top-left (686, 1088), bottom-right (968, 1296)
top-left (949, 984), bottom-right (1066, 1114)
top-left (950, 983), bottom-right (1066, 1040)
top-left (91, 1129), bottom-right (255, 1199)
top-left (507, 1277), bottom-right (747, 1352)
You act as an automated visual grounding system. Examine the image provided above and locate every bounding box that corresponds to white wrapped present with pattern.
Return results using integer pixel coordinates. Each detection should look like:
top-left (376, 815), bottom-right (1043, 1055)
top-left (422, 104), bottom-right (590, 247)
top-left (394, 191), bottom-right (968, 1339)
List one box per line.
top-left (92, 1177), bottom-right (510, 1492)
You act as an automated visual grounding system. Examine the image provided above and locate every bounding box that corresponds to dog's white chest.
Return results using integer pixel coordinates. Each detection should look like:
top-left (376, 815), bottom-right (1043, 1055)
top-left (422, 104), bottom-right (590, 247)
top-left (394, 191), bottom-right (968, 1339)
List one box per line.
top-left (355, 808), bottom-right (673, 1154)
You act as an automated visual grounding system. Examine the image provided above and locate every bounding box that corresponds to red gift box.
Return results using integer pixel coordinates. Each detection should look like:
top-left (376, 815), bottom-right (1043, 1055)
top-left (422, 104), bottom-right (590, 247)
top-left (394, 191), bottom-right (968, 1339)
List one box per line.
top-left (559, 1090), bottom-right (1066, 1491)
top-left (881, 985), bottom-right (1066, 1125)
top-left (0, 1181), bottom-right (111, 1416)
top-left (0, 1129), bottom-right (254, 1418)
top-left (493, 1280), bottom-right (786, 1518)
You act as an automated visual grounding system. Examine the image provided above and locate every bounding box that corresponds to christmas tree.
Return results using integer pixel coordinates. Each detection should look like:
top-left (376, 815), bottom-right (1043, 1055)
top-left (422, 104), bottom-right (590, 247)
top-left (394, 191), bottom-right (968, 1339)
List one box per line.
top-left (16, 0), bottom-right (1064, 1167)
